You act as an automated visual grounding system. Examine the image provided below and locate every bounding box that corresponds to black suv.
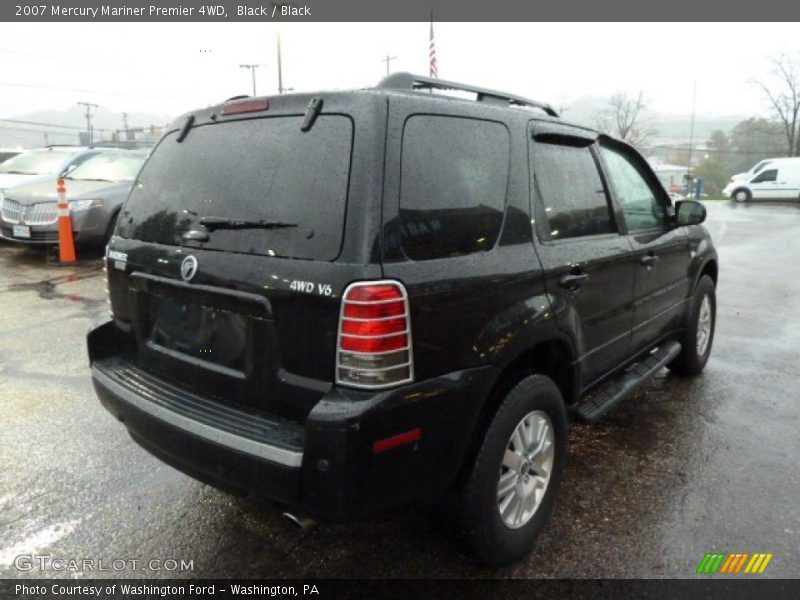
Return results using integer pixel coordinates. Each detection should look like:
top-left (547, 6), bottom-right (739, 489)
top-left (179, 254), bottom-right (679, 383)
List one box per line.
top-left (88, 73), bottom-right (717, 565)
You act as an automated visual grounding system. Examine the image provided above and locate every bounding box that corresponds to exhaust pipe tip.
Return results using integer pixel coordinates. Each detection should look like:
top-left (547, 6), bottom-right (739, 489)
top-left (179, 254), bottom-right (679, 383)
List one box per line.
top-left (282, 510), bottom-right (316, 531)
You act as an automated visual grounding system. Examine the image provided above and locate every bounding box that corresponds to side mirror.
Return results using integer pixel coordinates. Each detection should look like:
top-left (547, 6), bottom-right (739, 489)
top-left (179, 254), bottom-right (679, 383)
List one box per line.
top-left (675, 200), bottom-right (706, 226)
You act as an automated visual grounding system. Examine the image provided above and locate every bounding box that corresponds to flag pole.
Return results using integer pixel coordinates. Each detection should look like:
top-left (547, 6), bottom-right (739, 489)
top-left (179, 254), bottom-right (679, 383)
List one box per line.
top-left (429, 10), bottom-right (438, 86)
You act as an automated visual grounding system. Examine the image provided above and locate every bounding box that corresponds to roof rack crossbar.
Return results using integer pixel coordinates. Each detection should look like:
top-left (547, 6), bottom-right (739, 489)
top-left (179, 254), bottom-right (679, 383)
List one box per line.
top-left (377, 72), bottom-right (559, 117)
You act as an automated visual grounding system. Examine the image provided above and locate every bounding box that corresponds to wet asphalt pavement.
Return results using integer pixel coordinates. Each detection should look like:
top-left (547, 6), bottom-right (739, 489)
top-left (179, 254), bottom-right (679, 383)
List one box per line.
top-left (0, 201), bottom-right (798, 579)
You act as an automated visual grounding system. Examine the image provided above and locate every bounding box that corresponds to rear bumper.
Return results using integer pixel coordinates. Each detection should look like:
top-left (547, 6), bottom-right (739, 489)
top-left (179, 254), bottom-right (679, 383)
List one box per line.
top-left (88, 320), bottom-right (498, 521)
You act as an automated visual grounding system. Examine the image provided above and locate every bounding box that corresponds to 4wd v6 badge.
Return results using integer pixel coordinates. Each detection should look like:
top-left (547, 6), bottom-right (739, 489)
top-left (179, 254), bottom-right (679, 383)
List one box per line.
top-left (290, 280), bottom-right (332, 296)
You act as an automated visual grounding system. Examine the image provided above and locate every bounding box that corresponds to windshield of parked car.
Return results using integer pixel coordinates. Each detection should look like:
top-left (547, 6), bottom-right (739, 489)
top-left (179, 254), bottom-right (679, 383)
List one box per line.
top-left (67, 153), bottom-right (147, 182)
top-left (0, 149), bottom-right (76, 175)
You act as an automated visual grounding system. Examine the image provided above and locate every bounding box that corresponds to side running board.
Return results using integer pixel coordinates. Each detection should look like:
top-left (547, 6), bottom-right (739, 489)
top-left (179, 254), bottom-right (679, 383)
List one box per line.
top-left (574, 340), bottom-right (682, 424)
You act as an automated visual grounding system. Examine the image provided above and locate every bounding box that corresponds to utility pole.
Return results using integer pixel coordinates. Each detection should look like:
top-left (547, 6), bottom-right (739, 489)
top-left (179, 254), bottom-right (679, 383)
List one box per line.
top-left (275, 31), bottom-right (293, 94)
top-left (277, 31), bottom-right (284, 93)
top-left (78, 101), bottom-right (99, 145)
top-left (381, 54), bottom-right (397, 76)
top-left (685, 82), bottom-right (697, 196)
top-left (239, 64), bottom-right (262, 96)
top-left (121, 112), bottom-right (129, 133)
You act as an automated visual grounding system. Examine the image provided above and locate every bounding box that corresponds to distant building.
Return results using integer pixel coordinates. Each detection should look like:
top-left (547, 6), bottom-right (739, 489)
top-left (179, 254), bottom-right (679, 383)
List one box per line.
top-left (651, 163), bottom-right (688, 193)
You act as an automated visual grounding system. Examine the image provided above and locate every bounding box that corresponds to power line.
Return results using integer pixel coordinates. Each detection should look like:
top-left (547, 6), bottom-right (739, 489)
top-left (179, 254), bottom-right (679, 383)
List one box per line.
top-left (0, 124), bottom-right (77, 135)
top-left (0, 45), bottom-right (143, 77)
top-left (0, 118), bottom-right (86, 130)
top-left (645, 144), bottom-right (786, 155)
top-left (0, 80), bottom-right (196, 101)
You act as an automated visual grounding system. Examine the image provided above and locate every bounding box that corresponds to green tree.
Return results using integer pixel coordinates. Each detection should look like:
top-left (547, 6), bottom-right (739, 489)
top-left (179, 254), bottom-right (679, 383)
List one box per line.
top-left (707, 130), bottom-right (731, 161)
top-left (695, 158), bottom-right (729, 195)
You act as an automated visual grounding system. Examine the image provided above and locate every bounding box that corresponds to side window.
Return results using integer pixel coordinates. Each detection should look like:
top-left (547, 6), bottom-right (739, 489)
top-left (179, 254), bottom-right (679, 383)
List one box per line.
top-left (600, 144), bottom-right (667, 232)
top-left (399, 116), bottom-right (509, 261)
top-left (532, 138), bottom-right (614, 240)
top-left (751, 168), bottom-right (777, 183)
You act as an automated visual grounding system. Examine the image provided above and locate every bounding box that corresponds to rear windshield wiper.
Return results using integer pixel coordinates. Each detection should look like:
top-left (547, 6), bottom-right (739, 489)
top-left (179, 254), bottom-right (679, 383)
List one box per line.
top-left (198, 216), bottom-right (298, 231)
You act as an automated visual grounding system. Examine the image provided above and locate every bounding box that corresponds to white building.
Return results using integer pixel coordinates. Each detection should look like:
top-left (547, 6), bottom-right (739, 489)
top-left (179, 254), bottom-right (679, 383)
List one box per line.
top-left (651, 163), bottom-right (688, 193)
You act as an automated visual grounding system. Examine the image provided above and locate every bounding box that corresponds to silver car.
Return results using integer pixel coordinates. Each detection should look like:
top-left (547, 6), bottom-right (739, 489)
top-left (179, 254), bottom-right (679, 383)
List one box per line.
top-left (0, 150), bottom-right (147, 246)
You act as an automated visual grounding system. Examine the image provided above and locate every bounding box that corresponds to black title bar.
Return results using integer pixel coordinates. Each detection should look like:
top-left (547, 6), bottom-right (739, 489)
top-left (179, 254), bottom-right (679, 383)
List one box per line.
top-left (3, 0), bottom-right (800, 21)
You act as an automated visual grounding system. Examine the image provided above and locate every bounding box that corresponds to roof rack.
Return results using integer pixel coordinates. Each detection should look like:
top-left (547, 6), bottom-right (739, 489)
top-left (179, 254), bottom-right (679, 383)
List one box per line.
top-left (376, 72), bottom-right (558, 117)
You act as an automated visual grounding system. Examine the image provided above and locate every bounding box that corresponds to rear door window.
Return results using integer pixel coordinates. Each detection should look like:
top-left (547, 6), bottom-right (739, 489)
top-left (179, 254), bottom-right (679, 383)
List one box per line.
top-left (399, 116), bottom-right (510, 260)
top-left (118, 115), bottom-right (353, 261)
top-left (532, 138), bottom-right (614, 240)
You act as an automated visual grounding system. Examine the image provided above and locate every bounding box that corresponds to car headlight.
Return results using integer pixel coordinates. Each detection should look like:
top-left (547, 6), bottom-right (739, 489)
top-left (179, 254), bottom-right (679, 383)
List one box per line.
top-left (69, 198), bottom-right (103, 211)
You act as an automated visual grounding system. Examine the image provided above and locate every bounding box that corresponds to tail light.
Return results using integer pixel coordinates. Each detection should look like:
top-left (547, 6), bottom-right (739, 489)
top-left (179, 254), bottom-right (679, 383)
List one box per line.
top-left (336, 280), bottom-right (414, 389)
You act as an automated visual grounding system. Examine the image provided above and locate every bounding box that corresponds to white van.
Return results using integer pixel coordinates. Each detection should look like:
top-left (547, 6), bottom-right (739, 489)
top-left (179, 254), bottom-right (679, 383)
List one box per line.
top-left (724, 160), bottom-right (800, 202)
top-left (728, 157), bottom-right (800, 185)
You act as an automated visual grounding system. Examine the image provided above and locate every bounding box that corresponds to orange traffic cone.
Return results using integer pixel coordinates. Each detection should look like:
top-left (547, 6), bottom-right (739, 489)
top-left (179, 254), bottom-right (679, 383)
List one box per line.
top-left (57, 178), bottom-right (77, 264)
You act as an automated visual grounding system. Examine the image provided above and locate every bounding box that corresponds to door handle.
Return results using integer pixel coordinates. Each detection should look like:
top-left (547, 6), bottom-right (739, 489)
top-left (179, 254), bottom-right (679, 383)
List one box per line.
top-left (559, 273), bottom-right (589, 288)
top-left (640, 254), bottom-right (659, 266)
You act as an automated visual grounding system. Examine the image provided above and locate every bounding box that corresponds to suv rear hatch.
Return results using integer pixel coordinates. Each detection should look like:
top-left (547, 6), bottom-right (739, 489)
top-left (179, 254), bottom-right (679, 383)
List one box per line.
top-left (105, 94), bottom-right (385, 422)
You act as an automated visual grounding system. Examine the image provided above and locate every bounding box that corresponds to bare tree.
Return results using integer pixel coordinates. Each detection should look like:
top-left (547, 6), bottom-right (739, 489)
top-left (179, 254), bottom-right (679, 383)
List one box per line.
top-left (755, 53), bottom-right (800, 157)
top-left (597, 91), bottom-right (653, 147)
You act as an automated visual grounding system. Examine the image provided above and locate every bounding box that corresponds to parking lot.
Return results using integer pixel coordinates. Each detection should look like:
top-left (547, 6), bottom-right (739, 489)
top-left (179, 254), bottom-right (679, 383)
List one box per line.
top-left (0, 200), bottom-right (798, 579)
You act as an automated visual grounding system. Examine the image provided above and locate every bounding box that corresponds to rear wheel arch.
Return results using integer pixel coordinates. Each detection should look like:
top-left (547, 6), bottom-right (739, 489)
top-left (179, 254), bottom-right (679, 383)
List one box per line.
top-left (452, 339), bottom-right (576, 490)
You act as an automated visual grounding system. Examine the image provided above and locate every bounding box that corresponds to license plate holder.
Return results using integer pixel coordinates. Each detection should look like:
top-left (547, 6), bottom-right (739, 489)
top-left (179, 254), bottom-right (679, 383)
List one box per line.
top-left (12, 224), bottom-right (31, 238)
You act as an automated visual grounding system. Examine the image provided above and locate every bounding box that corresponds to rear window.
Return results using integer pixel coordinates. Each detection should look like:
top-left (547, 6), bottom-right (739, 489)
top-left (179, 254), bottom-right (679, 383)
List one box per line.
top-left (118, 115), bottom-right (353, 260)
top-left (399, 116), bottom-right (509, 260)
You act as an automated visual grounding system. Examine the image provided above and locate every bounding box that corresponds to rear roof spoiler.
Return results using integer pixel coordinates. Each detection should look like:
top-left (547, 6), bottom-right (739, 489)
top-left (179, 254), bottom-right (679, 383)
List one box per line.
top-left (377, 72), bottom-right (559, 117)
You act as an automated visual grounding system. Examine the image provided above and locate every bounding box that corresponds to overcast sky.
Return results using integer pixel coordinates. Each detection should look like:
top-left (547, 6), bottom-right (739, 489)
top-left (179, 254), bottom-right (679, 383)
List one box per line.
top-left (0, 22), bottom-right (797, 122)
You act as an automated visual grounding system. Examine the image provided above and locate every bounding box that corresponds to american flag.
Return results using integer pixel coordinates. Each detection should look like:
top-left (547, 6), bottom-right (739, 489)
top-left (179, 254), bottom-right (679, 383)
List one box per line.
top-left (429, 18), bottom-right (438, 78)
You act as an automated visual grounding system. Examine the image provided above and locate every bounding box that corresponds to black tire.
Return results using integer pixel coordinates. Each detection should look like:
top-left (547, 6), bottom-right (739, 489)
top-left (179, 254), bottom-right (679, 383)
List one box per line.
top-left (668, 275), bottom-right (716, 376)
top-left (732, 188), bottom-right (751, 203)
top-left (457, 374), bottom-right (567, 566)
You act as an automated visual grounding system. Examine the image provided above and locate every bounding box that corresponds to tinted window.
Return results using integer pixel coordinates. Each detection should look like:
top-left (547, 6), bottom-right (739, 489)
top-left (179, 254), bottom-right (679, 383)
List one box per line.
top-left (399, 116), bottom-right (509, 260)
top-left (532, 140), bottom-right (613, 240)
top-left (751, 168), bottom-right (777, 183)
top-left (119, 116), bottom-right (353, 260)
top-left (600, 144), bottom-right (667, 232)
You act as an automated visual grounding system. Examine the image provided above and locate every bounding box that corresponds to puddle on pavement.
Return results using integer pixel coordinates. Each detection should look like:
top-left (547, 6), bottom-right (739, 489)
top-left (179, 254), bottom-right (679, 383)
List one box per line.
top-left (3, 265), bottom-right (104, 307)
